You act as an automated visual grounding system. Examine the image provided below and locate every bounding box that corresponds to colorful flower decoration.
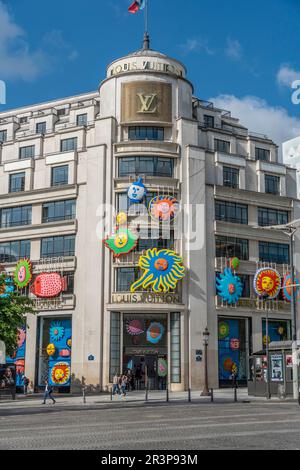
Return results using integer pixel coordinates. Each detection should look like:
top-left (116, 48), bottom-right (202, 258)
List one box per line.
top-left (14, 259), bottom-right (32, 289)
top-left (229, 257), bottom-right (240, 271)
top-left (104, 227), bottom-right (138, 258)
top-left (216, 268), bottom-right (243, 304)
top-left (66, 337), bottom-right (72, 349)
top-left (59, 349), bottom-right (71, 358)
top-left (46, 343), bottom-right (56, 356)
top-left (130, 248), bottom-right (185, 293)
top-left (0, 278), bottom-right (15, 298)
top-left (230, 338), bottom-right (240, 350)
top-left (158, 358), bottom-right (168, 377)
top-left (50, 321), bottom-right (65, 342)
top-left (146, 322), bottom-right (165, 344)
top-left (127, 177), bottom-right (147, 203)
top-left (149, 196), bottom-right (180, 222)
top-left (50, 362), bottom-right (70, 385)
top-left (254, 267), bottom-right (281, 299)
top-left (126, 319), bottom-right (145, 336)
top-left (17, 328), bottom-right (26, 349)
top-left (282, 273), bottom-right (300, 302)
top-left (219, 321), bottom-right (230, 339)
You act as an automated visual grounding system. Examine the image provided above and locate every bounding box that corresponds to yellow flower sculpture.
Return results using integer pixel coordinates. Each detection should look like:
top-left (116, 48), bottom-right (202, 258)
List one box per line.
top-left (131, 248), bottom-right (185, 293)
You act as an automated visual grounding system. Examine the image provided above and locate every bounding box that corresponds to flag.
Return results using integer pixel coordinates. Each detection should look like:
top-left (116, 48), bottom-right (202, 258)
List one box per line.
top-left (128, 0), bottom-right (145, 14)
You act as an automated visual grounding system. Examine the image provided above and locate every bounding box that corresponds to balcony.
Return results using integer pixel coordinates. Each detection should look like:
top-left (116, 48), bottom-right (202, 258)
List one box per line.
top-left (3, 256), bottom-right (76, 274)
top-left (32, 293), bottom-right (76, 311)
top-left (114, 140), bottom-right (180, 157)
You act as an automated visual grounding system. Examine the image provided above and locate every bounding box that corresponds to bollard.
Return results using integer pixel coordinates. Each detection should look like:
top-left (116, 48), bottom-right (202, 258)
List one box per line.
top-left (110, 386), bottom-right (113, 401)
top-left (188, 388), bottom-right (191, 403)
top-left (210, 388), bottom-right (214, 403)
top-left (82, 387), bottom-right (86, 404)
top-left (166, 387), bottom-right (169, 402)
top-left (145, 384), bottom-right (148, 402)
top-left (234, 386), bottom-right (238, 403)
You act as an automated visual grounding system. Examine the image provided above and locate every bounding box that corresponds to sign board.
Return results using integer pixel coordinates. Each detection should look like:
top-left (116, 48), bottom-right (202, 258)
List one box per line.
top-left (88, 355), bottom-right (95, 361)
top-left (111, 292), bottom-right (181, 305)
top-left (195, 350), bottom-right (203, 362)
top-left (271, 354), bottom-right (284, 382)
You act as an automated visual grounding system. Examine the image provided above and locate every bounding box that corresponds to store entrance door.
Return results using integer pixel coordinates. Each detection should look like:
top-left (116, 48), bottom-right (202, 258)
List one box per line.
top-left (124, 354), bottom-right (167, 390)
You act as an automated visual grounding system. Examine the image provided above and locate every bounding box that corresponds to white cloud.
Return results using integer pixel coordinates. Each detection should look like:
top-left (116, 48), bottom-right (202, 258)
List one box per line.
top-left (0, 2), bottom-right (78, 82)
top-left (209, 94), bottom-right (300, 157)
top-left (277, 65), bottom-right (300, 88)
top-left (225, 38), bottom-right (243, 61)
top-left (179, 38), bottom-right (215, 56)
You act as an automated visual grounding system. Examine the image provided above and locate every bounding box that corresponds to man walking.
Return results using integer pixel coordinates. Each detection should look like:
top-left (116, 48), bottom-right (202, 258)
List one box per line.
top-left (43, 379), bottom-right (56, 404)
top-left (112, 373), bottom-right (120, 397)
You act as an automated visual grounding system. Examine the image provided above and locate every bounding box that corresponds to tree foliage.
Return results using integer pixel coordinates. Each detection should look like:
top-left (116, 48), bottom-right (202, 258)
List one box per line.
top-left (0, 274), bottom-right (35, 356)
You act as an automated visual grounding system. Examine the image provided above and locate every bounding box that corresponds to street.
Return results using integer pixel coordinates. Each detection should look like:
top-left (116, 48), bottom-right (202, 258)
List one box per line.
top-left (1, 400), bottom-right (300, 450)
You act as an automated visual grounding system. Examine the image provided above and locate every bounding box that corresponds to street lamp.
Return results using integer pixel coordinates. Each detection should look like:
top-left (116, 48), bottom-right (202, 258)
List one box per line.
top-left (260, 292), bottom-right (271, 399)
top-left (201, 327), bottom-right (210, 397)
top-left (253, 219), bottom-right (300, 400)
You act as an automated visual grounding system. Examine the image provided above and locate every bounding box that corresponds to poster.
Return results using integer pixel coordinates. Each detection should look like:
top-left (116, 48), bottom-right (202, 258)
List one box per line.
top-left (286, 355), bottom-right (293, 368)
top-left (6, 326), bottom-right (26, 387)
top-left (271, 354), bottom-right (283, 382)
top-left (0, 364), bottom-right (16, 394)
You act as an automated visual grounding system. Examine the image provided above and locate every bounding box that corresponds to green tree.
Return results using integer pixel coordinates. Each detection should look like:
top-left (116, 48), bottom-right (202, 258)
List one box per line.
top-left (0, 273), bottom-right (34, 356)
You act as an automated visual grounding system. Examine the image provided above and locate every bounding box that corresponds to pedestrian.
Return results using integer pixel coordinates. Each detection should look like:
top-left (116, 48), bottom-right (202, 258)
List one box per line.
top-left (42, 379), bottom-right (56, 404)
top-left (121, 374), bottom-right (128, 397)
top-left (112, 372), bottom-right (120, 397)
top-left (23, 376), bottom-right (29, 395)
top-left (134, 364), bottom-right (142, 390)
top-left (127, 370), bottom-right (135, 391)
top-left (230, 366), bottom-right (238, 389)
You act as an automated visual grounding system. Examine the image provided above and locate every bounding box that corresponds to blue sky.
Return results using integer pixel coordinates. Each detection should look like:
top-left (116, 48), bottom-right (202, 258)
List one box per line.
top-left (1, 0), bottom-right (300, 147)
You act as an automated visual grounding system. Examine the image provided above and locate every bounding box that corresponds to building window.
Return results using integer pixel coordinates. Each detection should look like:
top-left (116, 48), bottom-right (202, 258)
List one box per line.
top-left (116, 268), bottom-right (140, 292)
top-left (0, 240), bottom-right (30, 263)
top-left (63, 272), bottom-right (74, 294)
top-left (19, 145), bottom-right (35, 159)
top-left (215, 200), bottom-right (248, 224)
top-left (265, 175), bottom-right (280, 195)
top-left (259, 241), bottom-right (290, 264)
top-left (76, 114), bottom-right (87, 126)
top-left (262, 320), bottom-right (291, 346)
top-left (117, 191), bottom-right (155, 213)
top-left (109, 312), bottom-right (120, 381)
top-left (42, 200), bottom-right (76, 223)
top-left (170, 312), bottom-right (181, 383)
top-left (19, 117), bottom-right (28, 124)
top-left (0, 130), bottom-right (7, 142)
top-left (223, 166), bottom-right (239, 189)
top-left (255, 147), bottom-right (270, 161)
top-left (258, 208), bottom-right (289, 227)
top-left (137, 236), bottom-right (174, 252)
top-left (36, 122), bottom-right (46, 134)
top-left (57, 108), bottom-right (67, 117)
top-left (9, 173), bottom-right (25, 193)
top-left (214, 139), bottom-right (230, 153)
top-left (239, 274), bottom-right (251, 298)
top-left (41, 235), bottom-right (75, 258)
top-left (204, 115), bottom-right (214, 128)
top-left (51, 165), bottom-right (69, 187)
top-left (118, 156), bottom-right (173, 178)
top-left (215, 236), bottom-right (249, 260)
top-left (128, 127), bottom-right (164, 141)
top-left (0, 205), bottom-right (32, 228)
top-left (60, 138), bottom-right (77, 152)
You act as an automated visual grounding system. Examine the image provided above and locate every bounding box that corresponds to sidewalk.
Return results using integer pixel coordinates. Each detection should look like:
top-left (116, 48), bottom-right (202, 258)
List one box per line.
top-left (0, 388), bottom-right (298, 409)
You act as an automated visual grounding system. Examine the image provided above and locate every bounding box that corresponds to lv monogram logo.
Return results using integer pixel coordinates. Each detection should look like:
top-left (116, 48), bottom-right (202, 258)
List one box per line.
top-left (137, 93), bottom-right (157, 113)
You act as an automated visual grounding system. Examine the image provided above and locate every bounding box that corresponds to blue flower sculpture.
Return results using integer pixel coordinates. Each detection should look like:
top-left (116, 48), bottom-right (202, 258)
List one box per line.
top-left (50, 321), bottom-right (65, 342)
top-left (216, 268), bottom-right (243, 304)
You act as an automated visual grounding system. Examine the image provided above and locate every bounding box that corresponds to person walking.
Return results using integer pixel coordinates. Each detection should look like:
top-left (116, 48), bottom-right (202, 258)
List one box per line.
top-left (42, 379), bottom-right (56, 404)
top-left (121, 374), bottom-right (128, 398)
top-left (112, 373), bottom-right (120, 397)
top-left (23, 376), bottom-right (29, 395)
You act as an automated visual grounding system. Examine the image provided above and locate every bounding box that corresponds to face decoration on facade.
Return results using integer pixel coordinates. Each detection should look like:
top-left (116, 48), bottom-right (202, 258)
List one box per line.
top-left (17, 328), bottom-right (26, 349)
top-left (104, 227), bottom-right (139, 258)
top-left (282, 273), bottom-right (300, 302)
top-left (50, 321), bottom-right (65, 342)
top-left (14, 259), bottom-right (32, 289)
top-left (216, 268), bottom-right (243, 304)
top-left (0, 278), bottom-right (15, 298)
top-left (127, 177), bottom-right (147, 203)
top-left (126, 319), bottom-right (145, 336)
top-left (253, 268), bottom-right (281, 299)
top-left (50, 362), bottom-right (70, 386)
top-left (146, 322), bottom-right (165, 344)
top-left (30, 273), bottom-right (67, 298)
top-left (46, 343), bottom-right (56, 356)
top-left (149, 196), bottom-right (180, 222)
top-left (130, 248), bottom-right (185, 293)
top-left (230, 338), bottom-right (240, 350)
top-left (116, 212), bottom-right (127, 227)
top-left (219, 322), bottom-right (230, 339)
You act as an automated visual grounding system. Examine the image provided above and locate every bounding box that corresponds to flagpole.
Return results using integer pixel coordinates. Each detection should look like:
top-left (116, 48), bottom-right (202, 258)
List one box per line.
top-left (145, 0), bottom-right (148, 34)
